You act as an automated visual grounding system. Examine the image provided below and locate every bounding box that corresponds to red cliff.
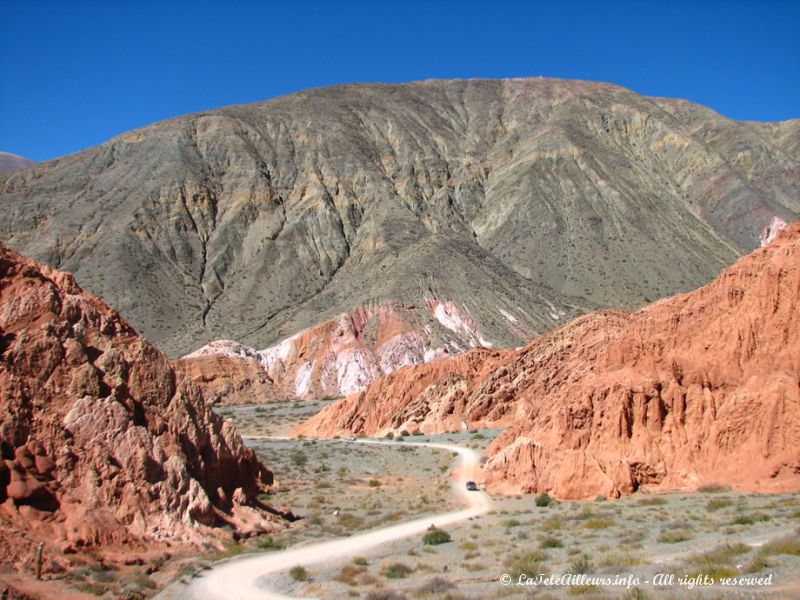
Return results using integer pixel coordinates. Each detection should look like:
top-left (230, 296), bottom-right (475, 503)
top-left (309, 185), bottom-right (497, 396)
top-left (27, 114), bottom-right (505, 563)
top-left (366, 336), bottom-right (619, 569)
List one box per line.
top-left (0, 243), bottom-right (284, 573)
top-left (299, 222), bottom-right (800, 498)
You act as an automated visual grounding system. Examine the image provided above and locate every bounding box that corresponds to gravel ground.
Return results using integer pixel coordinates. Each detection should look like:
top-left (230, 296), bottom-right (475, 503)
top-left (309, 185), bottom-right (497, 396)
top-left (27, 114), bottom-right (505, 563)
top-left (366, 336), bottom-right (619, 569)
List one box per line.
top-left (196, 403), bottom-right (800, 600)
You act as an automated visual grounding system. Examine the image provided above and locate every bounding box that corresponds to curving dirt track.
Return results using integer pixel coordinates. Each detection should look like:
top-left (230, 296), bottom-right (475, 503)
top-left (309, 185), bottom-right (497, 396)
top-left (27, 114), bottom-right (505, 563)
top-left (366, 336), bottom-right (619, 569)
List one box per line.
top-left (166, 440), bottom-right (492, 600)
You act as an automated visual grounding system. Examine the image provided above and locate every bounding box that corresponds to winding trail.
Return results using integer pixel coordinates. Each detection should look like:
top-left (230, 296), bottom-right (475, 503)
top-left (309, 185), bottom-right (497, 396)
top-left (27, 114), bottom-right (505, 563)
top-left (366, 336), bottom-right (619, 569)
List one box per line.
top-left (172, 440), bottom-right (492, 600)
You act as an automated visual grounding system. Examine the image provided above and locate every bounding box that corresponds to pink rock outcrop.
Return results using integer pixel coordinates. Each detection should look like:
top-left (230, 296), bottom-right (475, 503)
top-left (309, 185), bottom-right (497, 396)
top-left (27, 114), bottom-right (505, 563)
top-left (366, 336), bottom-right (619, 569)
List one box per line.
top-left (0, 244), bottom-right (285, 570)
top-left (180, 302), bottom-right (496, 404)
top-left (299, 222), bottom-right (800, 498)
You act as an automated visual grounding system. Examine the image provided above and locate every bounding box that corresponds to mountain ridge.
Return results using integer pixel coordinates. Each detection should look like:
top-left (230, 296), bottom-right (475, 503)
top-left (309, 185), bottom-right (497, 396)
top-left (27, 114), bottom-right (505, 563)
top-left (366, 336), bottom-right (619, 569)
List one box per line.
top-left (1, 78), bottom-right (797, 366)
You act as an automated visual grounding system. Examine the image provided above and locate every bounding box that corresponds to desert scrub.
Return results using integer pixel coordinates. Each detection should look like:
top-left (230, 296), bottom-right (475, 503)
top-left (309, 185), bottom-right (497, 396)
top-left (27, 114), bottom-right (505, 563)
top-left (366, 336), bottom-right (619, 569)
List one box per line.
top-left (289, 566), bottom-right (308, 582)
top-left (743, 554), bottom-right (772, 573)
top-left (222, 542), bottom-right (245, 557)
top-left (596, 552), bottom-right (644, 570)
top-left (367, 479), bottom-right (381, 487)
top-left (415, 577), bottom-right (455, 594)
top-left (333, 564), bottom-right (366, 586)
top-left (505, 550), bottom-right (548, 580)
top-left (353, 556), bottom-right (368, 566)
top-left (706, 498), bottom-right (733, 511)
top-left (698, 483), bottom-right (732, 493)
top-left (685, 543), bottom-right (749, 579)
top-left (535, 492), bottom-right (554, 507)
top-left (383, 562), bottom-right (413, 578)
top-left (502, 518), bottom-right (521, 528)
top-left (731, 513), bottom-right (771, 526)
top-left (657, 529), bottom-right (693, 544)
top-left (568, 584), bottom-right (600, 595)
top-left (422, 527), bottom-right (452, 545)
top-left (757, 533), bottom-right (800, 557)
top-left (539, 535), bottom-right (564, 549)
top-left (569, 553), bottom-right (594, 574)
top-left (583, 518), bottom-right (615, 529)
top-left (256, 536), bottom-right (285, 551)
top-left (637, 497), bottom-right (667, 506)
top-left (540, 516), bottom-right (564, 531)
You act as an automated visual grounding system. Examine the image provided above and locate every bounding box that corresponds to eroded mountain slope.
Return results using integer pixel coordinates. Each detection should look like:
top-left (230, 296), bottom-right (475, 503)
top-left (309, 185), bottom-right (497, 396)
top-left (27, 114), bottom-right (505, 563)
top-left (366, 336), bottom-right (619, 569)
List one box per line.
top-left (1, 79), bottom-right (797, 359)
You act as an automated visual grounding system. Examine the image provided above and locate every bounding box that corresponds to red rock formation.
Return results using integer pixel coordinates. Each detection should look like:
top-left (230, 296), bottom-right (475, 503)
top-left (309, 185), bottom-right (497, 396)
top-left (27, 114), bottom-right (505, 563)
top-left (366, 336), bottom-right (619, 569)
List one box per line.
top-left (180, 301), bottom-right (496, 404)
top-left (174, 350), bottom-right (276, 406)
top-left (0, 243), bottom-right (284, 573)
top-left (299, 222), bottom-right (800, 498)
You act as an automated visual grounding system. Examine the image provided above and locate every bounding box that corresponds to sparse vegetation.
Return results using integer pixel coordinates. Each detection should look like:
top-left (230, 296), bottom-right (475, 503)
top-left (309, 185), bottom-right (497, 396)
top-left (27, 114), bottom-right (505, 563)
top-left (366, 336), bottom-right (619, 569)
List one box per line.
top-left (505, 550), bottom-right (548, 579)
top-left (383, 562), bottom-right (413, 579)
top-left (289, 566), bottom-right (308, 582)
top-left (657, 529), bottom-right (693, 544)
top-left (535, 492), bottom-right (554, 507)
top-left (637, 497), bottom-right (667, 506)
top-left (698, 483), bottom-right (732, 493)
top-left (256, 536), bottom-right (285, 551)
top-left (758, 533), bottom-right (800, 557)
top-left (706, 498), bottom-right (733, 511)
top-left (569, 553), bottom-right (593, 574)
top-left (686, 543), bottom-right (750, 579)
top-left (422, 527), bottom-right (452, 545)
top-left (539, 535), bottom-right (564, 548)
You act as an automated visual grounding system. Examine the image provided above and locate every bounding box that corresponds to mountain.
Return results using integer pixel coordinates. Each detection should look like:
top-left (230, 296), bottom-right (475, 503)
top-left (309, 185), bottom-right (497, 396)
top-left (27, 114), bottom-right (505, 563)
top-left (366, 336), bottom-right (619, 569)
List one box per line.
top-left (0, 243), bottom-right (286, 572)
top-left (0, 153), bottom-right (34, 175)
top-left (298, 221), bottom-right (800, 498)
top-left (0, 79), bottom-right (797, 383)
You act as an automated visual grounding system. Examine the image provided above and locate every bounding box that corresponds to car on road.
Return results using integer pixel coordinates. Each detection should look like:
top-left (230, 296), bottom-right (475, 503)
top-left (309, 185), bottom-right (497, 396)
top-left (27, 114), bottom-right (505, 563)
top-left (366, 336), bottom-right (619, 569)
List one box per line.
top-left (465, 481), bottom-right (479, 491)
top-left (344, 435), bottom-right (356, 441)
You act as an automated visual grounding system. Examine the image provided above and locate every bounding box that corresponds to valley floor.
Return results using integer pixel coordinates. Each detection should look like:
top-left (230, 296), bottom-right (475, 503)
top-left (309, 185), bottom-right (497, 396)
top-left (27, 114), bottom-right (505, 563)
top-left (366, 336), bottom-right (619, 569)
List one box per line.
top-left (155, 402), bottom-right (800, 600)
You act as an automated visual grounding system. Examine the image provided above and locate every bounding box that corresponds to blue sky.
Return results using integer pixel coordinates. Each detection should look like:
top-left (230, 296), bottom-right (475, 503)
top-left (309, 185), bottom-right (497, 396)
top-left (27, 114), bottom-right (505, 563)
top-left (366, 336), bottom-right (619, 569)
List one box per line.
top-left (1, 0), bottom-right (798, 162)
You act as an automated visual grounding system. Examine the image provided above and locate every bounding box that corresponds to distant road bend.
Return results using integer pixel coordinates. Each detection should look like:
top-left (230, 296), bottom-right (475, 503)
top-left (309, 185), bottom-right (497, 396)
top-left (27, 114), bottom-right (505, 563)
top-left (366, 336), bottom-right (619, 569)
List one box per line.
top-left (175, 440), bottom-right (492, 600)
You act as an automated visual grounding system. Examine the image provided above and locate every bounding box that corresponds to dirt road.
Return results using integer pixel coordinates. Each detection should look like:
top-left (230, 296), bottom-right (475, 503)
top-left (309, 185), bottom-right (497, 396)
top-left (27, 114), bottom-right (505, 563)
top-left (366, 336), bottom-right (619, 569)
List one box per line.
top-left (162, 440), bottom-right (492, 600)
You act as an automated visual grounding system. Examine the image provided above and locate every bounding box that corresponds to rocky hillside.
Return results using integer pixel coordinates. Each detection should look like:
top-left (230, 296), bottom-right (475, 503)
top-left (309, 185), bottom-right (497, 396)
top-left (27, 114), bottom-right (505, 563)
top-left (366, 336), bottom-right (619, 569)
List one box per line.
top-left (0, 153), bottom-right (34, 175)
top-left (1, 79), bottom-right (797, 367)
top-left (0, 243), bottom-right (285, 574)
top-left (298, 221), bottom-right (800, 499)
top-left (179, 301), bottom-right (519, 403)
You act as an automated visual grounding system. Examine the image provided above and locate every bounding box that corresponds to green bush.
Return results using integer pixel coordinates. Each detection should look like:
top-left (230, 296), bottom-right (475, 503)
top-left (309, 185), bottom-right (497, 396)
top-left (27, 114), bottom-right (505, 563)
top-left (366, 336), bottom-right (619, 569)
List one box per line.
top-left (289, 566), bottom-right (308, 582)
top-left (383, 562), bottom-right (413, 578)
top-left (535, 492), bottom-right (554, 507)
top-left (539, 535), bottom-right (563, 548)
top-left (256, 536), bottom-right (285, 551)
top-left (731, 513), bottom-right (771, 526)
top-left (422, 528), bottom-right (452, 545)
